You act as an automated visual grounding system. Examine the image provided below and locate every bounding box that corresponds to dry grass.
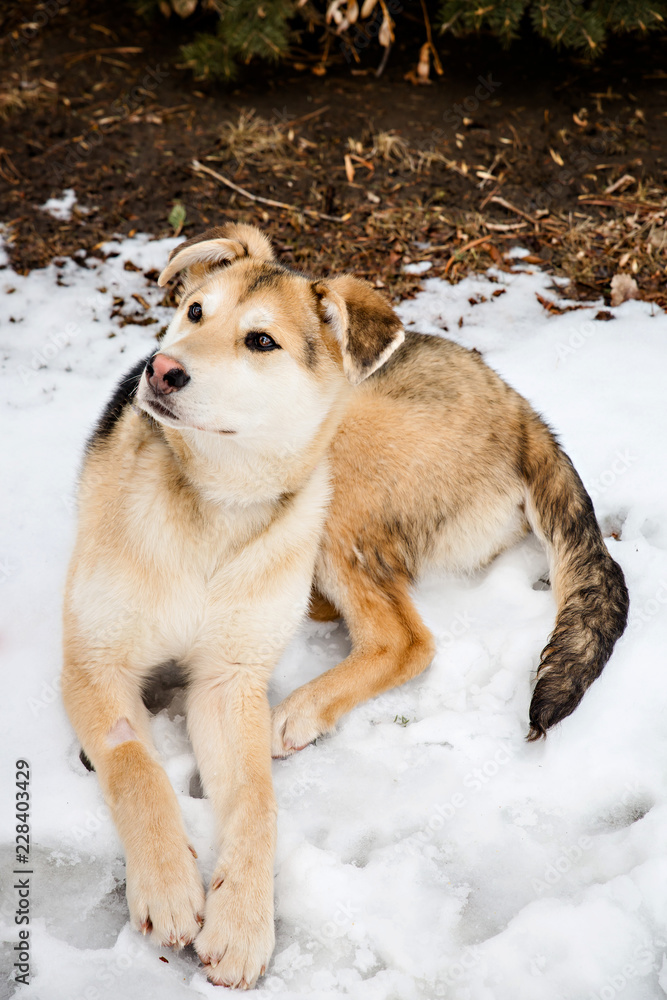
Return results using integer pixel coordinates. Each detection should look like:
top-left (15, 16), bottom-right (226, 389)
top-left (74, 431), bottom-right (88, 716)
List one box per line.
top-left (346, 130), bottom-right (473, 177)
top-left (207, 111), bottom-right (666, 307)
top-left (5, 86), bottom-right (665, 309)
top-left (0, 78), bottom-right (56, 120)
top-left (217, 110), bottom-right (292, 164)
top-left (329, 128), bottom-right (667, 303)
top-left (371, 130), bottom-right (415, 170)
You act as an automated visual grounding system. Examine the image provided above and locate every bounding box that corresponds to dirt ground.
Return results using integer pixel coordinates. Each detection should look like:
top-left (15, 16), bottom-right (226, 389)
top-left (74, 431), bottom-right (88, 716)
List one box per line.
top-left (1, 0), bottom-right (666, 306)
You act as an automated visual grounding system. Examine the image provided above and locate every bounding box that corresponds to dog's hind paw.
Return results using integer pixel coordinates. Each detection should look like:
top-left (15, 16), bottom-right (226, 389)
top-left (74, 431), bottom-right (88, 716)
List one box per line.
top-left (270, 692), bottom-right (325, 758)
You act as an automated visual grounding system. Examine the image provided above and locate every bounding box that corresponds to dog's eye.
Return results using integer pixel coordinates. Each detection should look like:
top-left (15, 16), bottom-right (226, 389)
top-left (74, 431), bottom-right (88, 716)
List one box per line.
top-left (245, 331), bottom-right (281, 352)
top-left (188, 302), bottom-right (203, 323)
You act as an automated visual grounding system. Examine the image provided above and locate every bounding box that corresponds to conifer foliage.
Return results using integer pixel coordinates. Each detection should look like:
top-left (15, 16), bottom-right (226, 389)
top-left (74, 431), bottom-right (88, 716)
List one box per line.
top-left (137, 0), bottom-right (667, 79)
top-left (440, 0), bottom-right (666, 54)
top-left (182, 0), bottom-right (299, 81)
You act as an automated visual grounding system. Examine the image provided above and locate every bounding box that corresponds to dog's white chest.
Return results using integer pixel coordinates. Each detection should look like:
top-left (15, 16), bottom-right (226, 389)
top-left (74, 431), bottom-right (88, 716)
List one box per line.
top-left (69, 457), bottom-right (331, 675)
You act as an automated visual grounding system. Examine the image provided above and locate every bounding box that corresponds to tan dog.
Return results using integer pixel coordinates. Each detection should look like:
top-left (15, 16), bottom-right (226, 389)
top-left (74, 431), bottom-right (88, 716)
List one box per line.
top-left (62, 223), bottom-right (628, 988)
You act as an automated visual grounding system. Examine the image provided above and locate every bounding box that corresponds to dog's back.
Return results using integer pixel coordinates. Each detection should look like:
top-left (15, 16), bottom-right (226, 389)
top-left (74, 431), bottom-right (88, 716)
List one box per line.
top-left (313, 330), bottom-right (628, 739)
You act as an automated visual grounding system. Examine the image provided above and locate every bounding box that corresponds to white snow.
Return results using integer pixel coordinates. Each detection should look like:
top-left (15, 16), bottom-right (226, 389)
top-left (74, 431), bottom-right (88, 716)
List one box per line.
top-left (39, 188), bottom-right (79, 222)
top-left (404, 261), bottom-right (433, 275)
top-left (1, 234), bottom-right (667, 999)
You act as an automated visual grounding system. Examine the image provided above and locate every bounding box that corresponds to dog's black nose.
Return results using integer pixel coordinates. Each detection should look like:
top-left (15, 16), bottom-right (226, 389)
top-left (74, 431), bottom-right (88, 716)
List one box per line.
top-left (146, 354), bottom-right (190, 395)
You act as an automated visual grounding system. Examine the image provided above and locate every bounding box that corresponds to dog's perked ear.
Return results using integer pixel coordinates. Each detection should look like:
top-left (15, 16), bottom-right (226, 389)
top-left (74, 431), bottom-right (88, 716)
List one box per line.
top-left (312, 274), bottom-right (405, 385)
top-left (157, 222), bottom-right (275, 287)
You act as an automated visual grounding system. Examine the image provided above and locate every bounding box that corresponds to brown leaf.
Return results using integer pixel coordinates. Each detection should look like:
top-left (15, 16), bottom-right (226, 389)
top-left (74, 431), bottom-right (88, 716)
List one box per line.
top-left (378, 10), bottom-right (394, 46)
top-left (535, 293), bottom-right (585, 315)
top-left (649, 227), bottom-right (667, 250)
top-left (170, 0), bottom-right (197, 16)
top-left (417, 43), bottom-right (430, 84)
top-left (610, 273), bottom-right (640, 307)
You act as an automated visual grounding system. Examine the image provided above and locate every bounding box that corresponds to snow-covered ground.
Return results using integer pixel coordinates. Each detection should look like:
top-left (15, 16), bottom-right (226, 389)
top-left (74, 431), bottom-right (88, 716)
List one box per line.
top-left (1, 231), bottom-right (667, 1000)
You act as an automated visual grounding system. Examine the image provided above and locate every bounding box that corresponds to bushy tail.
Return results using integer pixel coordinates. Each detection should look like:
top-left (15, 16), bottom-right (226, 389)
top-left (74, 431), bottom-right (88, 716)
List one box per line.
top-left (521, 416), bottom-right (629, 740)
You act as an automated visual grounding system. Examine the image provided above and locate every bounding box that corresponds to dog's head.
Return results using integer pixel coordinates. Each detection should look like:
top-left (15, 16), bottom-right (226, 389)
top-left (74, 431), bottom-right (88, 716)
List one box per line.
top-left (134, 223), bottom-right (404, 452)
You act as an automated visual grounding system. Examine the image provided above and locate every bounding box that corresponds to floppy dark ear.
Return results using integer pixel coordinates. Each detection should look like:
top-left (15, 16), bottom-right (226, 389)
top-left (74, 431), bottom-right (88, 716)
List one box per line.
top-left (312, 274), bottom-right (404, 385)
top-left (158, 222), bottom-right (275, 287)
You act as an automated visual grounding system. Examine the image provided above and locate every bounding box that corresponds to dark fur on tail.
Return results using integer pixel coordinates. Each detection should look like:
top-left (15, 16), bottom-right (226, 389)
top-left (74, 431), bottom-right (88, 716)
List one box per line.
top-left (521, 414), bottom-right (629, 740)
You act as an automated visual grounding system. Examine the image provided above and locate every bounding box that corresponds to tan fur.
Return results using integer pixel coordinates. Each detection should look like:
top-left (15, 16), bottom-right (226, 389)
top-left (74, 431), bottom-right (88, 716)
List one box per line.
top-left (62, 222), bottom-right (627, 988)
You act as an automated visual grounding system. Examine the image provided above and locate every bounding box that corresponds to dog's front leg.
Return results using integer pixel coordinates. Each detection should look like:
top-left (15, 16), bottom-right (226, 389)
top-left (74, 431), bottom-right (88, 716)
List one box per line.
top-left (187, 667), bottom-right (276, 989)
top-left (61, 659), bottom-right (206, 947)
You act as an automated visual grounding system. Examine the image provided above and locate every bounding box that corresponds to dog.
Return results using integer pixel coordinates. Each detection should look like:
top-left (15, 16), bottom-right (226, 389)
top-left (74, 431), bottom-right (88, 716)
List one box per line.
top-left (62, 222), bottom-right (628, 988)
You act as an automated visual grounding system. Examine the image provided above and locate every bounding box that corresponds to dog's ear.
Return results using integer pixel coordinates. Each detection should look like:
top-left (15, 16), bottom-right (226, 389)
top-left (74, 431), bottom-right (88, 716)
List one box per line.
top-left (312, 274), bottom-right (404, 385)
top-left (157, 223), bottom-right (275, 287)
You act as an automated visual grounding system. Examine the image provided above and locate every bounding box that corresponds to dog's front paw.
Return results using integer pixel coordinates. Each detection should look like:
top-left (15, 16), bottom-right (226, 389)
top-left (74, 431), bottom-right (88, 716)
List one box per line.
top-left (195, 874), bottom-right (275, 989)
top-left (271, 689), bottom-right (325, 758)
top-left (126, 840), bottom-right (205, 949)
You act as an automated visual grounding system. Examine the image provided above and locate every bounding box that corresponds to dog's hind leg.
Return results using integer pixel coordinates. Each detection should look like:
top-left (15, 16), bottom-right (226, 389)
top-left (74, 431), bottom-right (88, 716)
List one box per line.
top-left (308, 587), bottom-right (341, 622)
top-left (271, 574), bottom-right (435, 757)
top-left (61, 656), bottom-right (205, 947)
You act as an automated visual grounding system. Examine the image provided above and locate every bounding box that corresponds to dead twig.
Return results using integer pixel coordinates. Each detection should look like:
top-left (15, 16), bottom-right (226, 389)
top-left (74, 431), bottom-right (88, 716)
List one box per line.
top-left (484, 220), bottom-right (528, 232)
top-left (604, 174), bottom-right (636, 195)
top-left (489, 195), bottom-right (539, 226)
top-left (191, 160), bottom-right (346, 223)
top-left (375, 42), bottom-right (392, 78)
top-left (0, 149), bottom-right (20, 185)
top-left (64, 46), bottom-right (143, 67)
top-left (283, 105), bottom-right (330, 127)
top-left (479, 185), bottom-right (501, 210)
top-left (578, 196), bottom-right (664, 213)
